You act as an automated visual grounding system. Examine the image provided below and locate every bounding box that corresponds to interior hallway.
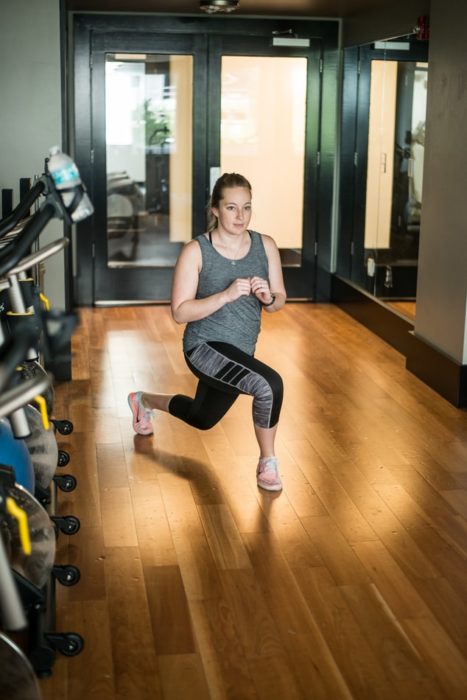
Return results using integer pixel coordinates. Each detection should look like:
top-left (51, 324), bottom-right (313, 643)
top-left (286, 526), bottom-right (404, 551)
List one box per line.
top-left (40, 303), bottom-right (467, 699)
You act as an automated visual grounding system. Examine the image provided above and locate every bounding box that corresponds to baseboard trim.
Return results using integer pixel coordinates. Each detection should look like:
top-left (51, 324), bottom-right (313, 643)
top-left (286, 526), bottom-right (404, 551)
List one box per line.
top-left (331, 274), bottom-right (414, 356)
top-left (406, 333), bottom-right (467, 408)
top-left (331, 275), bottom-right (466, 409)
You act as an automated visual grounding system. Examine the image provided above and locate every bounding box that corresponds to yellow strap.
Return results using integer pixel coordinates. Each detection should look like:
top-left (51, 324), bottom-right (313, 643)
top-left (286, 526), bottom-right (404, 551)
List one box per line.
top-left (6, 497), bottom-right (32, 555)
top-left (39, 292), bottom-right (50, 311)
top-left (6, 310), bottom-right (34, 317)
top-left (34, 395), bottom-right (50, 431)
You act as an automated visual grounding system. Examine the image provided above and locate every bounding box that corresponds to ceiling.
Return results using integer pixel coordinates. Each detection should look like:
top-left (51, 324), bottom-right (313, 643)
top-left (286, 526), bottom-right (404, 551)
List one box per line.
top-left (66, 0), bottom-right (394, 19)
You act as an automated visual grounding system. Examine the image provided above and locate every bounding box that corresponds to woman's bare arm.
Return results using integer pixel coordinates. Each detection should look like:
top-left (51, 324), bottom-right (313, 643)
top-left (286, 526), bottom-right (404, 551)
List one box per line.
top-left (250, 235), bottom-right (287, 313)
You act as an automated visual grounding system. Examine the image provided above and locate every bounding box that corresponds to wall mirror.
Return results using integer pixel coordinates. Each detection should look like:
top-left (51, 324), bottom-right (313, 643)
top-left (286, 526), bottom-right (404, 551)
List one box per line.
top-left (338, 36), bottom-right (429, 322)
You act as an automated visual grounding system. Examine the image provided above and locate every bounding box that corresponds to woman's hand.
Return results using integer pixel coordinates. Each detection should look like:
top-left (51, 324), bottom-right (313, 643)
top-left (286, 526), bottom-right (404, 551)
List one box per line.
top-left (225, 277), bottom-right (253, 303)
top-left (250, 276), bottom-right (274, 305)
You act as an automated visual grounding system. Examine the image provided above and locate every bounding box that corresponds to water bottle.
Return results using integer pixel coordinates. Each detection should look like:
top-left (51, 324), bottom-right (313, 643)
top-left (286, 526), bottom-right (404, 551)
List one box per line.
top-left (47, 146), bottom-right (94, 222)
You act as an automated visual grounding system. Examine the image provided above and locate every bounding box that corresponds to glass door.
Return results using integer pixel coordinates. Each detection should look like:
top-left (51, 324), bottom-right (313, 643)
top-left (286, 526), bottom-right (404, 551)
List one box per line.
top-left (105, 53), bottom-right (193, 269)
top-left (87, 30), bottom-right (319, 303)
top-left (220, 56), bottom-right (306, 264)
top-left (209, 35), bottom-right (320, 298)
top-left (90, 32), bottom-right (208, 303)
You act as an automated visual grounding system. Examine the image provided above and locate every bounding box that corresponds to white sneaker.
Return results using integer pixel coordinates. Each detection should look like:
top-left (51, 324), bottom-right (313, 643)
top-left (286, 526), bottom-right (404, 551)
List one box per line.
top-left (256, 457), bottom-right (282, 491)
top-left (128, 391), bottom-right (154, 436)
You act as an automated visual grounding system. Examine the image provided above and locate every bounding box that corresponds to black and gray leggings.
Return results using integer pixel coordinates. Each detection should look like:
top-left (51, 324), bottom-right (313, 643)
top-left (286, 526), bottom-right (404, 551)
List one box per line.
top-left (168, 341), bottom-right (283, 430)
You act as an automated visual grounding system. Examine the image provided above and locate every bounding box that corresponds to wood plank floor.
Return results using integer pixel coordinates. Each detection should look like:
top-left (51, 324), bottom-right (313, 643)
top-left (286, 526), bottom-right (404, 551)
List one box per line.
top-left (385, 301), bottom-right (416, 321)
top-left (39, 303), bottom-right (467, 700)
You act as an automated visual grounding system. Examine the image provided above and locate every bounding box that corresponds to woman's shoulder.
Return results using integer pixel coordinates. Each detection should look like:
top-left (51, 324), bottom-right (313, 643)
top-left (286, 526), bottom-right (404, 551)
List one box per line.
top-left (250, 230), bottom-right (277, 252)
top-left (178, 234), bottom-right (210, 272)
top-left (192, 232), bottom-right (211, 247)
top-left (179, 237), bottom-right (203, 264)
top-left (184, 233), bottom-right (208, 249)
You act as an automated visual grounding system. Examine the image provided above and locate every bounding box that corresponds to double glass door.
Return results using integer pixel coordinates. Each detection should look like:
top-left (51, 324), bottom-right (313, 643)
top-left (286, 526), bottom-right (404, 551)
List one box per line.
top-left (87, 30), bottom-right (320, 303)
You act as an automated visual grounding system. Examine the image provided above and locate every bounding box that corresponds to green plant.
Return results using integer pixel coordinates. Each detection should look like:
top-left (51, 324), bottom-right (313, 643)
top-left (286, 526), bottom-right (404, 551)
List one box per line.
top-left (142, 99), bottom-right (171, 146)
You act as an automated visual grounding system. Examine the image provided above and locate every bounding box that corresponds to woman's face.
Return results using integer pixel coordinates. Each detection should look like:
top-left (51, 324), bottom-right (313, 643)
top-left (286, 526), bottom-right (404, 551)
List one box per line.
top-left (212, 186), bottom-right (252, 236)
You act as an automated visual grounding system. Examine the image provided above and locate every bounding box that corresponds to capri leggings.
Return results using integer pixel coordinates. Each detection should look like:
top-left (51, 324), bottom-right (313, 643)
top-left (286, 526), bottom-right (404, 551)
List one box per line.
top-left (168, 341), bottom-right (283, 430)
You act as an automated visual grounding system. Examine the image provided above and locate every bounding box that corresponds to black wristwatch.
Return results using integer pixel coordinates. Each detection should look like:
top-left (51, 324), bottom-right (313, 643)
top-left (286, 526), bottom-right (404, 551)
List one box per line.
top-left (261, 294), bottom-right (276, 307)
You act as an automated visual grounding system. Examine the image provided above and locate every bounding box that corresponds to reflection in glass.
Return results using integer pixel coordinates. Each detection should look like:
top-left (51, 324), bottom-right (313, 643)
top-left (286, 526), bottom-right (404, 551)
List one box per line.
top-left (364, 60), bottom-right (397, 253)
top-left (392, 62), bottom-right (427, 256)
top-left (105, 53), bottom-right (193, 267)
top-left (220, 56), bottom-right (307, 266)
top-left (364, 60), bottom-right (428, 301)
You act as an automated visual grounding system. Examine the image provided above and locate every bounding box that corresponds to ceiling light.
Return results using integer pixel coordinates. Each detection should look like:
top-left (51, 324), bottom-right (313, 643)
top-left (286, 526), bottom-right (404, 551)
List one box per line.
top-left (200, 0), bottom-right (240, 14)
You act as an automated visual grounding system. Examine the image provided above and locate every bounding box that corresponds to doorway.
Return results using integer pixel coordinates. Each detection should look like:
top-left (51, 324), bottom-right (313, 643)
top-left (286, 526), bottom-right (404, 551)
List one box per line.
top-left (72, 15), bottom-right (324, 304)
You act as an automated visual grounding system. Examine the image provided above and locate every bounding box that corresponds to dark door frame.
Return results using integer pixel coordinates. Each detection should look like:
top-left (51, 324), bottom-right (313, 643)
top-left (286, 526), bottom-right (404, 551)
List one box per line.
top-left (71, 13), bottom-right (339, 305)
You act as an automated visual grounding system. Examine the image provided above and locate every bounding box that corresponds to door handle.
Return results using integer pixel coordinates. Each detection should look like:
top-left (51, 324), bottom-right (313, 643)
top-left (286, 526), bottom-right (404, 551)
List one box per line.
top-left (210, 166), bottom-right (221, 194)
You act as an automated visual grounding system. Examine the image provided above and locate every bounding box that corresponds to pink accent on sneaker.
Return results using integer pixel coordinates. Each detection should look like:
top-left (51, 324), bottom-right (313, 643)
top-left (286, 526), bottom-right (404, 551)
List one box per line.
top-left (128, 391), bottom-right (154, 436)
top-left (256, 457), bottom-right (282, 492)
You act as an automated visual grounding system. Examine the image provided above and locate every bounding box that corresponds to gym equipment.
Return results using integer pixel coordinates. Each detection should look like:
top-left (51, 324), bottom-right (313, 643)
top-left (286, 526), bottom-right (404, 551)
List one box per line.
top-left (21, 402), bottom-right (76, 496)
top-left (0, 475), bottom-right (41, 699)
top-left (23, 404), bottom-right (58, 490)
top-left (0, 464), bottom-right (83, 678)
top-left (1, 479), bottom-right (56, 591)
top-left (0, 419), bottom-right (35, 493)
top-left (0, 215), bottom-right (77, 496)
top-left (0, 634), bottom-right (41, 700)
top-left (0, 153), bottom-right (91, 681)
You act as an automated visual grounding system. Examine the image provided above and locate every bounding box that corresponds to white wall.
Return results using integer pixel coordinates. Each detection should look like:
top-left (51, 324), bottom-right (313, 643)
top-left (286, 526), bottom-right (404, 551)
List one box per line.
top-left (415, 0), bottom-right (467, 364)
top-left (0, 0), bottom-right (64, 307)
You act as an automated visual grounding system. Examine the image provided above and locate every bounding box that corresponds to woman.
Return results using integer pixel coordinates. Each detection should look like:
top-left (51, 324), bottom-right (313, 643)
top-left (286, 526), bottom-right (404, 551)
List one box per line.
top-left (128, 173), bottom-right (286, 491)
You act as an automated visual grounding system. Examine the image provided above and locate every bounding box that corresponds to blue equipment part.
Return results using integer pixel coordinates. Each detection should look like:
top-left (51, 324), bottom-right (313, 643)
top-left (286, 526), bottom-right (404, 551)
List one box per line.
top-left (0, 419), bottom-right (35, 493)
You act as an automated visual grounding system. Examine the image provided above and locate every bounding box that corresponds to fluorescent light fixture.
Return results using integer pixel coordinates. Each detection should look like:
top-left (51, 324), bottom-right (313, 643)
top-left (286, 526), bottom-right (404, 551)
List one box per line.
top-left (200, 0), bottom-right (239, 13)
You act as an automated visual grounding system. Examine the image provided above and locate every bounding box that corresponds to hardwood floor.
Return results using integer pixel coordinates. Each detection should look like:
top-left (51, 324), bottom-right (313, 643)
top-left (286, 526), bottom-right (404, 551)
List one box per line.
top-left (385, 301), bottom-right (416, 321)
top-left (39, 303), bottom-right (467, 700)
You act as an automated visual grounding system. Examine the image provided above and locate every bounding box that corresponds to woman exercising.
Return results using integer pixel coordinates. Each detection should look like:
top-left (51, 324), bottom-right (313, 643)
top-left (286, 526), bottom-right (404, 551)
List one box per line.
top-left (128, 173), bottom-right (286, 491)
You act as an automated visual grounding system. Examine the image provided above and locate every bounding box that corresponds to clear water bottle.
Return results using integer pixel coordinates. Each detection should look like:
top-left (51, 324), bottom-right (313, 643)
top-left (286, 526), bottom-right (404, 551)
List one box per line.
top-left (47, 146), bottom-right (94, 222)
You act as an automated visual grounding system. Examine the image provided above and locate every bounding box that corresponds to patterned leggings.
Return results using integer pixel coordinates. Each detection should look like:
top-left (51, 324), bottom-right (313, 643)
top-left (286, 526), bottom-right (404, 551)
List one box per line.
top-left (168, 341), bottom-right (283, 430)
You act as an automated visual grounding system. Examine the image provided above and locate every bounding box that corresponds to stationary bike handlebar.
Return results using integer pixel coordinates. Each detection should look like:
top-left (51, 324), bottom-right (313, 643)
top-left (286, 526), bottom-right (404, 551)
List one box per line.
top-left (0, 324), bottom-right (39, 392)
top-left (6, 237), bottom-right (69, 278)
top-left (0, 214), bottom-right (34, 245)
top-left (0, 373), bottom-right (50, 420)
top-left (0, 202), bottom-right (56, 279)
top-left (0, 178), bottom-right (46, 239)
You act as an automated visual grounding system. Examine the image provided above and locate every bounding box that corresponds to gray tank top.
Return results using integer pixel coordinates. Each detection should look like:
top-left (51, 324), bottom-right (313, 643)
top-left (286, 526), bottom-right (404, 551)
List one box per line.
top-left (183, 230), bottom-right (269, 356)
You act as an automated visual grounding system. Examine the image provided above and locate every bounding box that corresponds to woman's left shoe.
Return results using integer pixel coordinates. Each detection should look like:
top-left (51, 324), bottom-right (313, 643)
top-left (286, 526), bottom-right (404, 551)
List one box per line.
top-left (256, 457), bottom-right (282, 491)
top-left (128, 391), bottom-right (154, 435)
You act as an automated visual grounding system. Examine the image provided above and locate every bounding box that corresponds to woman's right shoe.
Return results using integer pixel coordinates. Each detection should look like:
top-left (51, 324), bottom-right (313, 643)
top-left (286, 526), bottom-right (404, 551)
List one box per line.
top-left (128, 391), bottom-right (154, 436)
top-left (256, 457), bottom-right (282, 491)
